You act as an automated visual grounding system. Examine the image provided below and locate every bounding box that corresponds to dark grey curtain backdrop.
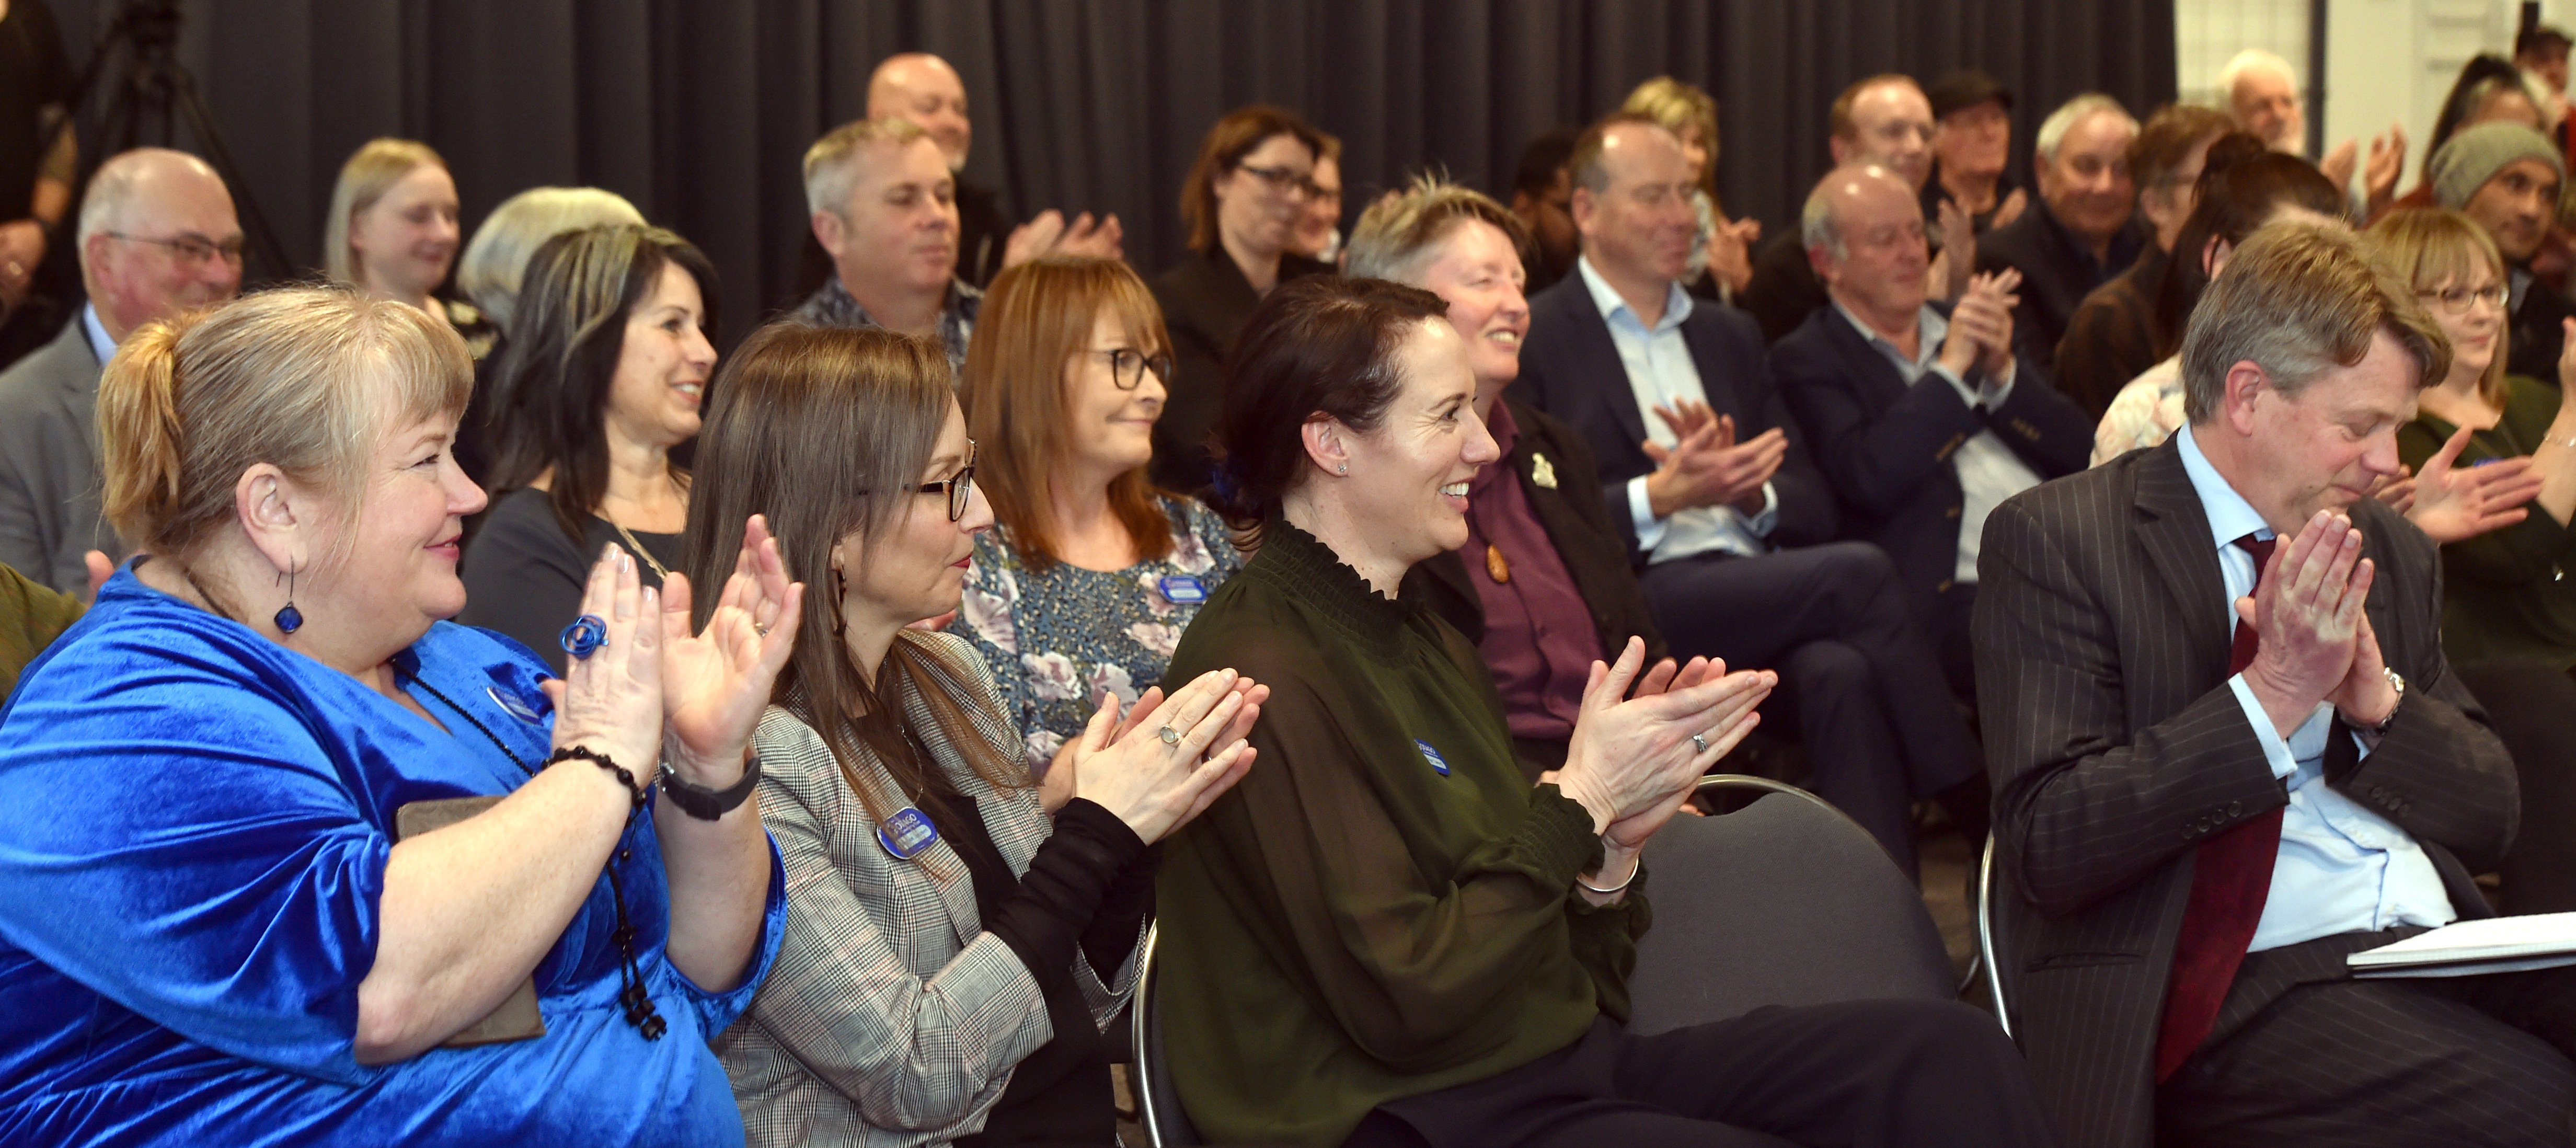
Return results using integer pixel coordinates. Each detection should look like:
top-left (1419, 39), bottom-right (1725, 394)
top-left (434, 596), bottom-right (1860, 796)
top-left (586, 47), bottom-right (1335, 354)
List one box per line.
top-left (47, 0), bottom-right (2173, 340)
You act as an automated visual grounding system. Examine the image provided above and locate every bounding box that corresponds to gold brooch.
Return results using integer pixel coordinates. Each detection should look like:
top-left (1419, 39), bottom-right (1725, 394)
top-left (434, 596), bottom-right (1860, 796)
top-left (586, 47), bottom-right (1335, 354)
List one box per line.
top-left (1531, 453), bottom-right (1558, 489)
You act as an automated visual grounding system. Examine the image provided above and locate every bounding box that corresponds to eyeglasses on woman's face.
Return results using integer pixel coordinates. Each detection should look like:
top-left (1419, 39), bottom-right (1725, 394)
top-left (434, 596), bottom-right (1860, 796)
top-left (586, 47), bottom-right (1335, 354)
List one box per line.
top-left (1091, 347), bottom-right (1175, 391)
top-left (1234, 162), bottom-right (1329, 202)
top-left (2417, 282), bottom-right (2509, 316)
top-left (914, 440), bottom-right (978, 522)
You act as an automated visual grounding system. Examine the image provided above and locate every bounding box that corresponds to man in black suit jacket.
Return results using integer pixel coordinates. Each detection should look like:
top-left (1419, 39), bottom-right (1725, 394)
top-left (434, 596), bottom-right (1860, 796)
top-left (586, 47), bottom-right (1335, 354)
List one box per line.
top-left (1975, 222), bottom-right (2572, 1147)
top-left (1512, 113), bottom-right (1987, 875)
top-left (1776, 165), bottom-right (2093, 697)
top-left (1973, 95), bottom-right (2146, 376)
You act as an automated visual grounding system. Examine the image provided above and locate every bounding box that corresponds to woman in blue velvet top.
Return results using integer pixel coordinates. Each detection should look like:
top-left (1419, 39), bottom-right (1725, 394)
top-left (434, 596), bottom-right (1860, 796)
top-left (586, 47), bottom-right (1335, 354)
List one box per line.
top-left (0, 285), bottom-right (804, 1145)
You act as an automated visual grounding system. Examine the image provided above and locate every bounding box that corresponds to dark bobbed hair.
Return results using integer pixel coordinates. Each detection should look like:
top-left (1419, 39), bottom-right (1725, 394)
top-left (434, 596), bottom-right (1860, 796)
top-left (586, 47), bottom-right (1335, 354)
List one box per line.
top-left (679, 322), bottom-right (1021, 830)
top-left (1513, 127), bottom-right (1581, 198)
top-left (486, 223), bottom-right (721, 544)
top-left (1207, 275), bottom-right (1452, 543)
top-left (2151, 135), bottom-right (2345, 359)
top-left (1180, 105), bottom-right (1326, 253)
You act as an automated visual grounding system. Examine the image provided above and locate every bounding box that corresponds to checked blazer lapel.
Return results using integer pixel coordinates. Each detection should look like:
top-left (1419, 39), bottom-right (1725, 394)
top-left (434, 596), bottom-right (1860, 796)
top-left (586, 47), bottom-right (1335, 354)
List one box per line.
top-left (2131, 440), bottom-right (2234, 685)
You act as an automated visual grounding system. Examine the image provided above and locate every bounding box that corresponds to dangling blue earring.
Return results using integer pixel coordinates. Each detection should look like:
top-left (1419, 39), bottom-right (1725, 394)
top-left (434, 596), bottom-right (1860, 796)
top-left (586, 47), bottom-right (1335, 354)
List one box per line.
top-left (274, 565), bottom-right (304, 635)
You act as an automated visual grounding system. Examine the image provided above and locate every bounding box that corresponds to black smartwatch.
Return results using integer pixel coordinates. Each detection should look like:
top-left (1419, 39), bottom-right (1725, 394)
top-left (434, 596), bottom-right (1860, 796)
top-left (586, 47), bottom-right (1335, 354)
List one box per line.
top-left (661, 751), bottom-right (761, 821)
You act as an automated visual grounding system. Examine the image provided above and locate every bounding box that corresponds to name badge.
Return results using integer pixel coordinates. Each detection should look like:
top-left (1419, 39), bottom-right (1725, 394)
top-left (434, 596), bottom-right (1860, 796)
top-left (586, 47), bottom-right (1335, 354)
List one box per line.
top-left (486, 685), bottom-right (547, 724)
top-left (1158, 575), bottom-right (1206, 604)
top-left (1416, 739), bottom-right (1451, 777)
top-left (877, 807), bottom-right (940, 860)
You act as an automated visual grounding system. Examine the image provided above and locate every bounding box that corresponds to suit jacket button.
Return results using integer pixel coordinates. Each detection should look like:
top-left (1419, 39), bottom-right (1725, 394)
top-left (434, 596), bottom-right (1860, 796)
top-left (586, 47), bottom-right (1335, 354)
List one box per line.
top-left (1938, 579), bottom-right (1954, 592)
top-left (2226, 801), bottom-right (2243, 817)
top-left (1946, 505), bottom-right (1962, 519)
top-left (2181, 828), bottom-right (2196, 842)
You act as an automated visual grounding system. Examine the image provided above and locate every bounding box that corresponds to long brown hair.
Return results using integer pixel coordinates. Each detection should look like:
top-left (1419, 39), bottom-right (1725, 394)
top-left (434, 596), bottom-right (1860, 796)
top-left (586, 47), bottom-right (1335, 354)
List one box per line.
top-left (681, 323), bottom-right (1025, 825)
top-left (962, 256), bottom-right (1176, 571)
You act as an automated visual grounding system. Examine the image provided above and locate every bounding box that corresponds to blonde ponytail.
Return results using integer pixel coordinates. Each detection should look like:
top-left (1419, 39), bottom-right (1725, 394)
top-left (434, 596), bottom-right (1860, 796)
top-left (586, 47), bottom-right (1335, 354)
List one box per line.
top-left (93, 285), bottom-right (473, 561)
top-left (97, 318), bottom-right (193, 550)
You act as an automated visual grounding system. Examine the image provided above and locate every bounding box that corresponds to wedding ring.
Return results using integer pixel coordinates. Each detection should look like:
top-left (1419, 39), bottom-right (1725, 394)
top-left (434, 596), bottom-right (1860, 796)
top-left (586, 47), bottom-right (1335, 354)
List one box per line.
top-left (1690, 732), bottom-right (1710, 755)
top-left (1157, 725), bottom-right (1181, 745)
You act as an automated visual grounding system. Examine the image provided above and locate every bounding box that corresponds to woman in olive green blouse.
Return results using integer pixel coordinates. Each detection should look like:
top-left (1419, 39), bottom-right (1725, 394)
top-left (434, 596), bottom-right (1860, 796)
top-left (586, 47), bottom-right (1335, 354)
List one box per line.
top-left (2378, 208), bottom-right (2576, 669)
top-left (1155, 276), bottom-right (2052, 1148)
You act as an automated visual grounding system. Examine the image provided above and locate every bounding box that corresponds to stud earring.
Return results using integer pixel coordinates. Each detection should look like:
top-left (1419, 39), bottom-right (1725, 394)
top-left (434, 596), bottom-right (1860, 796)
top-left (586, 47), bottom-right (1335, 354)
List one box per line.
top-left (1337, 463), bottom-right (1349, 475)
top-left (273, 564), bottom-right (304, 635)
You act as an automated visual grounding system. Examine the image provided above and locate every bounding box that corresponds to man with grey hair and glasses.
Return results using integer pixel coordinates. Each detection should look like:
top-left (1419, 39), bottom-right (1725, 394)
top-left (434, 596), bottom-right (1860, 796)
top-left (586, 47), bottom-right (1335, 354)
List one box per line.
top-left (1976, 219), bottom-right (2572, 1146)
top-left (0, 147), bottom-right (240, 593)
top-left (1975, 92), bottom-right (2145, 375)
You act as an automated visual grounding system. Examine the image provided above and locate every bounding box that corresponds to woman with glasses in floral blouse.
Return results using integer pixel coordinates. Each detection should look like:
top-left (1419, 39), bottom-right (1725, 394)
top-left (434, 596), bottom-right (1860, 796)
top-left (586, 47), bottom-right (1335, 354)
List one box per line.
top-left (951, 257), bottom-right (1245, 783)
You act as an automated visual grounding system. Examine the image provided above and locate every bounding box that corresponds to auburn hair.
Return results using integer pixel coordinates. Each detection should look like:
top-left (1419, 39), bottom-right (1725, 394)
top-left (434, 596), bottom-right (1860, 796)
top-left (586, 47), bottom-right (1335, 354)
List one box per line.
top-left (961, 256), bottom-right (1177, 571)
top-left (1179, 105), bottom-right (1326, 252)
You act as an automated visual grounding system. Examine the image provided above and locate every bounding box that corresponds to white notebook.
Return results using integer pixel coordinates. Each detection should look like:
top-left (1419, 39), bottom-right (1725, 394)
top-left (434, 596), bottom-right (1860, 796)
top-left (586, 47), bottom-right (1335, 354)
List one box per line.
top-left (2347, 912), bottom-right (2576, 979)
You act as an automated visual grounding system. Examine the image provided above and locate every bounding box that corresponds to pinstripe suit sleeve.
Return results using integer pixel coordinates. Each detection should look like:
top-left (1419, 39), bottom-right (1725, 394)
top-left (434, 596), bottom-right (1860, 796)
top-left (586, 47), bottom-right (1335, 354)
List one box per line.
top-left (745, 716), bottom-right (1054, 1132)
top-left (1975, 497), bottom-right (2288, 914)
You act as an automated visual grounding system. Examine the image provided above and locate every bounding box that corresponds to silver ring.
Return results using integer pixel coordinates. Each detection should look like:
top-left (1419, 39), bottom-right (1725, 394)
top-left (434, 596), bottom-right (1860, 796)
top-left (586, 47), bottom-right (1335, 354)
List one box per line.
top-left (1157, 725), bottom-right (1181, 745)
top-left (755, 622), bottom-right (770, 636)
top-left (1690, 732), bottom-right (1710, 755)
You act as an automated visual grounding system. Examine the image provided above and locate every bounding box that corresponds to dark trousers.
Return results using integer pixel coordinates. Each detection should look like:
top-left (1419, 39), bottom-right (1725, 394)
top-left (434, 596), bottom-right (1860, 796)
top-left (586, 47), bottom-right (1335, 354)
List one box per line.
top-left (1637, 542), bottom-right (1982, 875)
top-left (2160, 938), bottom-right (2576, 1147)
top-left (1345, 1004), bottom-right (2051, 1148)
top-left (2455, 659), bottom-right (2576, 914)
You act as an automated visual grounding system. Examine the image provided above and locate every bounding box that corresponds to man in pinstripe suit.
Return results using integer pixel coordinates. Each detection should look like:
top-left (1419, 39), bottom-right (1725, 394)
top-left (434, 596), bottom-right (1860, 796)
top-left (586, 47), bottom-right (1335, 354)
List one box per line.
top-left (1976, 220), bottom-right (2576, 1147)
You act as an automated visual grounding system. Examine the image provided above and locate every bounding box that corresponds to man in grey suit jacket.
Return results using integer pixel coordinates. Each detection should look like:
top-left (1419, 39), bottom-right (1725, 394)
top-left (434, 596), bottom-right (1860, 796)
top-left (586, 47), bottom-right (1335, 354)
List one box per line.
top-left (1977, 220), bottom-right (2571, 1147)
top-left (0, 148), bottom-right (240, 592)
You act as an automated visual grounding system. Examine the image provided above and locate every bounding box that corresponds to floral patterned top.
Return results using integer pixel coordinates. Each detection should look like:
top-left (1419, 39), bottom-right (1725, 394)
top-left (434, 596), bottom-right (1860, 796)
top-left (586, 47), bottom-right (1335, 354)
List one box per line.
top-left (948, 495), bottom-right (1244, 772)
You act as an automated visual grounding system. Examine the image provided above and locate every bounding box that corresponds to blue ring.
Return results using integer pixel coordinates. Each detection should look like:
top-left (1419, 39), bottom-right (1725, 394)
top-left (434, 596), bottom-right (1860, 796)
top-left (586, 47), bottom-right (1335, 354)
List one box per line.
top-left (559, 614), bottom-right (609, 660)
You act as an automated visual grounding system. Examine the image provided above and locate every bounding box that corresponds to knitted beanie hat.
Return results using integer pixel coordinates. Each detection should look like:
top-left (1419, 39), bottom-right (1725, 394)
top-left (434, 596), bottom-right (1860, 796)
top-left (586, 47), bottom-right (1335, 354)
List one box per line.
top-left (2428, 121), bottom-right (2563, 211)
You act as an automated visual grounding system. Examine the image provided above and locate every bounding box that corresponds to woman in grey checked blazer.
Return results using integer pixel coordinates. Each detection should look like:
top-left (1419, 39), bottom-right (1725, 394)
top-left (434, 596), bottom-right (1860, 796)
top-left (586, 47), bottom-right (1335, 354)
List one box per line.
top-left (686, 322), bottom-right (1266, 1147)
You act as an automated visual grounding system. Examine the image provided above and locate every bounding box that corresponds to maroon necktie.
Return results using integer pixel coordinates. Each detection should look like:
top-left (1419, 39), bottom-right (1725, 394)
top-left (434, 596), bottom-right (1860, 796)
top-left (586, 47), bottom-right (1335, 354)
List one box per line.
top-left (2154, 533), bottom-right (2288, 1082)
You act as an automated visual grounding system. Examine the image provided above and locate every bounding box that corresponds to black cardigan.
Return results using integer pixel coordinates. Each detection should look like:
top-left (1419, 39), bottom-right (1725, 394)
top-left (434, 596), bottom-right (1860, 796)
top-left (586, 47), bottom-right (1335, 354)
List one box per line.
top-left (1145, 246), bottom-right (1333, 493)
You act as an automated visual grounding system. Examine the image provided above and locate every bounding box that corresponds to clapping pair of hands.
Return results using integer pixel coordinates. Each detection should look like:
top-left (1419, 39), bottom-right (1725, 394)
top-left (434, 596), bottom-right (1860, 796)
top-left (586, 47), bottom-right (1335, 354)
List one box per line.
top-left (2237, 510), bottom-right (2402, 741)
top-left (1546, 638), bottom-right (1778, 899)
top-left (1040, 669), bottom-right (1268, 845)
top-left (547, 515), bottom-right (804, 796)
top-left (1937, 269), bottom-right (2021, 383)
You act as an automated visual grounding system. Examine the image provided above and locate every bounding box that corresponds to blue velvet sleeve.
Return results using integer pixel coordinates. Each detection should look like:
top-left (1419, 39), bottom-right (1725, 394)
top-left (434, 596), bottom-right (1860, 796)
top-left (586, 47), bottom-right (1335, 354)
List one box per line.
top-left (0, 618), bottom-right (391, 1085)
top-left (665, 835), bottom-right (789, 1039)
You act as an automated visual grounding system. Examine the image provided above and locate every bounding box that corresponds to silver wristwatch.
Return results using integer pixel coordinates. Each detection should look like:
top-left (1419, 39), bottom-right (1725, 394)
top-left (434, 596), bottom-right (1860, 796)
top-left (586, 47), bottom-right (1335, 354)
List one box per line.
top-left (2362, 668), bottom-right (2405, 738)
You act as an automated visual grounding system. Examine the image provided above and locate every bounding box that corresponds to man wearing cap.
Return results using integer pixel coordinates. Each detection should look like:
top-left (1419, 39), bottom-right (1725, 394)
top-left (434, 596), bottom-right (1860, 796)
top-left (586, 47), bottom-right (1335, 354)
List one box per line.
top-left (1975, 93), bottom-right (2146, 376)
top-left (1742, 74), bottom-right (1977, 343)
top-left (1923, 70), bottom-right (2029, 236)
top-left (2428, 121), bottom-right (2571, 382)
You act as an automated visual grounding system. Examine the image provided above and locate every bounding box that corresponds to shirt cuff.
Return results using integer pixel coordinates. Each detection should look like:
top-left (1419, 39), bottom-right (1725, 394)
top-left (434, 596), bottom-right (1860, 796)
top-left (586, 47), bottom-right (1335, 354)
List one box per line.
top-left (1626, 475), bottom-right (1668, 552)
top-left (1738, 481), bottom-right (1780, 537)
top-left (2227, 672), bottom-right (2301, 781)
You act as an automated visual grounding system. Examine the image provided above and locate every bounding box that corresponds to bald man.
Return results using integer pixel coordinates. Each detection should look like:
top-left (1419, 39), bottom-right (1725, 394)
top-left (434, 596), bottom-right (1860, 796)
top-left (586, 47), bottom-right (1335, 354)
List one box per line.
top-left (0, 148), bottom-right (240, 592)
top-left (1742, 74), bottom-right (1977, 344)
top-left (1774, 164), bottom-right (2091, 694)
top-left (866, 52), bottom-right (1120, 286)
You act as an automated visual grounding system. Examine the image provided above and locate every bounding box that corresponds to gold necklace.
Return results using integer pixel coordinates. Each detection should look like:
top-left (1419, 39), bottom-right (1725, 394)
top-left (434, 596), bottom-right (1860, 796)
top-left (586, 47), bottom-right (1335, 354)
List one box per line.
top-left (610, 520), bottom-right (671, 581)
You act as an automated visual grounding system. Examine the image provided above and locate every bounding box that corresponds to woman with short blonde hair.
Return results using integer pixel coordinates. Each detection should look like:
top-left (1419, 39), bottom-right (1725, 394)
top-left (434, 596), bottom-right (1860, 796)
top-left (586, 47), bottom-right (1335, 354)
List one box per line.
top-left (456, 186), bottom-right (646, 335)
top-left (0, 284), bottom-right (798, 1144)
top-left (324, 137), bottom-right (490, 352)
top-left (949, 256), bottom-right (1242, 772)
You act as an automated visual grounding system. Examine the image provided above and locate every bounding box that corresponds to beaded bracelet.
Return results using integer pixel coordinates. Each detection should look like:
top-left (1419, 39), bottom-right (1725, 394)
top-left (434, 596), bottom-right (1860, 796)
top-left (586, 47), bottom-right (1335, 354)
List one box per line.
top-left (548, 746), bottom-right (647, 812)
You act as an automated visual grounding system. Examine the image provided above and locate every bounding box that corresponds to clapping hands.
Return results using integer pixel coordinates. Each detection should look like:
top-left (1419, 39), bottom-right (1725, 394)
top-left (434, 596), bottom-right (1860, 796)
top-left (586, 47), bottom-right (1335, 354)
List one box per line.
top-left (1938, 269), bottom-right (2019, 383)
top-left (1642, 399), bottom-right (1786, 519)
top-left (2237, 511), bottom-right (2399, 738)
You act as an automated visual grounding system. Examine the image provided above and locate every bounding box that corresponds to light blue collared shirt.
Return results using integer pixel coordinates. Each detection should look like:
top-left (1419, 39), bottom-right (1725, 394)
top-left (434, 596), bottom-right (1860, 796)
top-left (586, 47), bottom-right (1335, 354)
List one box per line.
top-left (2173, 424), bottom-right (2456, 951)
top-left (1574, 256), bottom-right (1778, 564)
top-left (80, 303), bottom-right (116, 365)
top-left (1831, 301), bottom-right (2040, 584)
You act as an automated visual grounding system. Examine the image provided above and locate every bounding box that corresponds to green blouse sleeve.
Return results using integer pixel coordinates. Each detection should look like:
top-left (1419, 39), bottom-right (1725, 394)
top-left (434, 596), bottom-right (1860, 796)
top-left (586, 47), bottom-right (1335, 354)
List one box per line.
top-left (2402, 384), bottom-right (2576, 587)
top-left (1195, 658), bottom-right (1620, 1075)
top-left (0, 562), bottom-right (83, 699)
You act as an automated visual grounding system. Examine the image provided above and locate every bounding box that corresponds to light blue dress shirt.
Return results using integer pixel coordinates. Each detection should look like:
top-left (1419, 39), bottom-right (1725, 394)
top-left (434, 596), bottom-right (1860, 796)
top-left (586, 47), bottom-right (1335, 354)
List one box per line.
top-left (2173, 424), bottom-right (2456, 951)
top-left (1573, 256), bottom-right (1778, 563)
top-left (1831, 301), bottom-right (2041, 585)
top-left (80, 303), bottom-right (116, 365)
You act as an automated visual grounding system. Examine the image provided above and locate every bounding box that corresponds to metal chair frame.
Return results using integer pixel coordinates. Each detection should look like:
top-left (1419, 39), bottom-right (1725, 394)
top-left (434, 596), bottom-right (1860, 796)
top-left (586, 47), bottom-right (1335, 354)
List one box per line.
top-left (1976, 832), bottom-right (2012, 1039)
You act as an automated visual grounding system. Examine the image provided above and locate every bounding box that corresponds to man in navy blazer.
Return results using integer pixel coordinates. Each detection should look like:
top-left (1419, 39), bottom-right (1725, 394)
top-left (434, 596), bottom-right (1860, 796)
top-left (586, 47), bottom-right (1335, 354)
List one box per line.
top-left (1511, 113), bottom-right (1988, 874)
top-left (1775, 165), bottom-right (2094, 698)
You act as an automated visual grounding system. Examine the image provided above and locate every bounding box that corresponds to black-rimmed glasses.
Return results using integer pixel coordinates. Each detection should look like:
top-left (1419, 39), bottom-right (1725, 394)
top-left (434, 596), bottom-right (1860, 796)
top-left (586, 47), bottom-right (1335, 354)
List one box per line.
top-left (1092, 348), bottom-right (1175, 391)
top-left (915, 441), bottom-right (978, 522)
top-left (1234, 162), bottom-right (1328, 201)
top-left (102, 231), bottom-right (247, 268)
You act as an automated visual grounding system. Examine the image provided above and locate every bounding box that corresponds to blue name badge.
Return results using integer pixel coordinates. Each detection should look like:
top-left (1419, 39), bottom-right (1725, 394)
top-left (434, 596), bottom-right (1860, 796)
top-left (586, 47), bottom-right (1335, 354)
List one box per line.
top-left (1416, 739), bottom-right (1451, 777)
top-left (877, 807), bottom-right (940, 861)
top-left (1158, 575), bottom-right (1206, 604)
